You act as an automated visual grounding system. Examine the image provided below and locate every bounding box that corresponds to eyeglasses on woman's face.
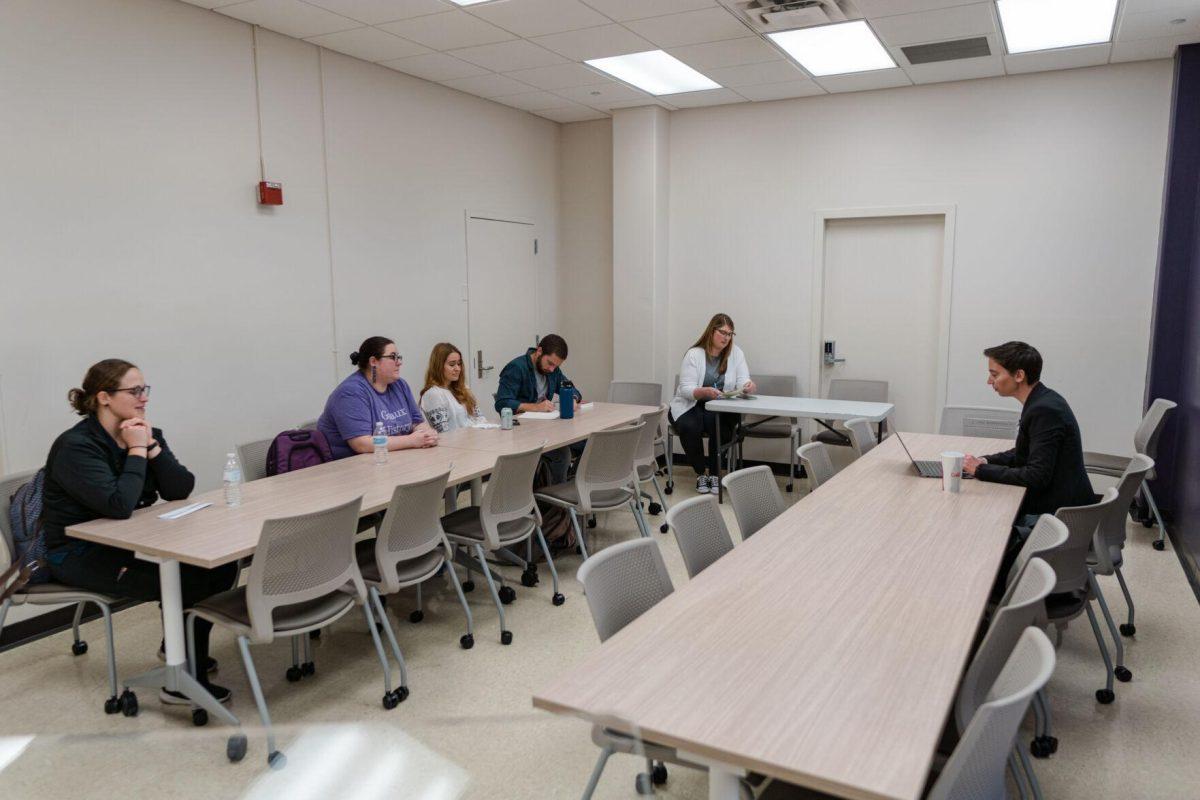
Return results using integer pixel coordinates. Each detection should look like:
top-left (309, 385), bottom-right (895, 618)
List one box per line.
top-left (377, 353), bottom-right (403, 364)
top-left (714, 328), bottom-right (735, 339)
top-left (108, 385), bottom-right (151, 399)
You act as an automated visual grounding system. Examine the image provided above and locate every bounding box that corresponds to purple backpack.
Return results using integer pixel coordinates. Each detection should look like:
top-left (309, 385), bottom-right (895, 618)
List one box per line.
top-left (266, 430), bottom-right (333, 476)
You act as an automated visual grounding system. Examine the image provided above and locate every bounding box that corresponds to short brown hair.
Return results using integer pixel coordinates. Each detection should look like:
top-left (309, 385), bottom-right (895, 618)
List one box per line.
top-left (538, 334), bottom-right (568, 360)
top-left (68, 359), bottom-right (138, 416)
top-left (984, 341), bottom-right (1042, 384)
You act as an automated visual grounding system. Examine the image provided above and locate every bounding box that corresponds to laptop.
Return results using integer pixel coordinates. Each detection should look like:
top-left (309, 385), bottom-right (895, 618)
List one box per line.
top-left (894, 430), bottom-right (945, 478)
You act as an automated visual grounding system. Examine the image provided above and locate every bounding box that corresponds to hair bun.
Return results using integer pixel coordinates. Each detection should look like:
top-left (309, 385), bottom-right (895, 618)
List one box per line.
top-left (349, 351), bottom-right (360, 366)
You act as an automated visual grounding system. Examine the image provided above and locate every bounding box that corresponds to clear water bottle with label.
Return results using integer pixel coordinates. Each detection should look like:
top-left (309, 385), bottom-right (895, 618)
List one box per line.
top-left (373, 421), bottom-right (388, 465)
top-left (223, 452), bottom-right (242, 507)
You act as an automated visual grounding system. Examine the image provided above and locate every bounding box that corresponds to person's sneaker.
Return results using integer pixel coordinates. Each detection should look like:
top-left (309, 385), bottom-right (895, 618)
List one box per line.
top-left (160, 681), bottom-right (231, 705)
top-left (695, 476), bottom-right (710, 494)
top-left (706, 475), bottom-right (720, 494)
top-left (158, 643), bottom-right (217, 675)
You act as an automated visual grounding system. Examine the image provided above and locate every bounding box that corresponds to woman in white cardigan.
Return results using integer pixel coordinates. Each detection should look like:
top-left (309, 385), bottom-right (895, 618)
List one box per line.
top-left (669, 313), bottom-right (756, 494)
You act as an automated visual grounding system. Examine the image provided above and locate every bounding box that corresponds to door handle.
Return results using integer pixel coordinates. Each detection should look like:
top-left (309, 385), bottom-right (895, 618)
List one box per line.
top-left (477, 350), bottom-right (495, 380)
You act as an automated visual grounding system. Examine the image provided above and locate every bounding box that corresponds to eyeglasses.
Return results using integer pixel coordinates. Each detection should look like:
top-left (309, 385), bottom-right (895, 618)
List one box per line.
top-left (714, 329), bottom-right (735, 338)
top-left (378, 354), bottom-right (403, 363)
top-left (108, 385), bottom-right (151, 399)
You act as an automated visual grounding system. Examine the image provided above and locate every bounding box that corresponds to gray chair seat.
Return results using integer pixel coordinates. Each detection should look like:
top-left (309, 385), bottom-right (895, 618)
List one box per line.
top-left (741, 418), bottom-right (795, 438)
top-left (636, 463), bottom-right (657, 481)
top-left (811, 428), bottom-right (851, 446)
top-left (591, 725), bottom-right (700, 765)
top-left (1088, 546), bottom-right (1124, 571)
top-left (16, 583), bottom-right (118, 603)
top-left (535, 482), bottom-right (632, 510)
top-left (192, 586), bottom-right (356, 635)
top-left (440, 506), bottom-right (535, 544)
top-left (1082, 451), bottom-right (1131, 476)
top-left (355, 541), bottom-right (443, 585)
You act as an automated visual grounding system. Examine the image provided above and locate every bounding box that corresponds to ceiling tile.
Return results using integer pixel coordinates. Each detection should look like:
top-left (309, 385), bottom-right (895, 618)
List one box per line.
top-left (381, 51), bottom-right (491, 80)
top-left (216, 0), bottom-right (362, 38)
top-left (469, 0), bottom-right (613, 38)
top-left (580, 0), bottom-right (715, 22)
top-left (871, 2), bottom-right (997, 47)
top-left (492, 90), bottom-right (577, 110)
top-left (735, 79), bottom-right (826, 101)
top-left (1117, 9), bottom-right (1200, 42)
top-left (1111, 33), bottom-right (1199, 63)
top-left (668, 36), bottom-right (781, 71)
top-left (502, 62), bottom-right (612, 89)
top-left (608, 96), bottom-right (673, 109)
top-left (441, 72), bottom-right (536, 97)
top-left (450, 39), bottom-right (569, 71)
top-left (531, 23), bottom-right (655, 61)
top-left (302, 0), bottom-right (452, 25)
top-left (814, 68), bottom-right (913, 93)
top-left (533, 104), bottom-right (610, 122)
top-left (177, 0), bottom-right (247, 8)
top-left (624, 7), bottom-right (751, 49)
top-left (702, 59), bottom-right (807, 87)
top-left (1004, 43), bottom-right (1111, 75)
top-left (305, 26), bottom-right (431, 61)
top-left (855, 0), bottom-right (975, 17)
top-left (377, 10), bottom-right (514, 50)
top-left (552, 81), bottom-right (654, 109)
top-left (901, 51), bottom-right (1005, 84)
top-left (1122, 0), bottom-right (1200, 14)
top-left (660, 87), bottom-right (746, 107)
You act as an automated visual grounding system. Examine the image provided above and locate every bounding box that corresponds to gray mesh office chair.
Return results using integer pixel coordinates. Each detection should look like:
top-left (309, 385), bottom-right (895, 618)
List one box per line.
top-left (536, 424), bottom-right (649, 559)
top-left (721, 466), bottom-right (787, 540)
top-left (796, 442), bottom-right (835, 492)
top-left (665, 495), bottom-right (735, 578)
top-left (1090, 455), bottom-right (1154, 640)
top-left (738, 374), bottom-right (802, 492)
top-left (844, 418), bottom-right (876, 456)
top-left (0, 469), bottom-right (130, 716)
top-left (442, 444), bottom-right (561, 646)
top-left (236, 436), bottom-right (274, 483)
top-left (576, 538), bottom-right (754, 799)
top-left (358, 469), bottom-right (475, 650)
top-left (938, 405), bottom-right (1020, 438)
top-left (811, 379), bottom-right (888, 448)
top-left (632, 406), bottom-right (671, 534)
top-left (1084, 398), bottom-right (1176, 550)
top-left (187, 496), bottom-right (399, 767)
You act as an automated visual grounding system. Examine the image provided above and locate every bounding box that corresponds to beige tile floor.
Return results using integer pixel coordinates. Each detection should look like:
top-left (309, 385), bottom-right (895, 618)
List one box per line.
top-left (0, 465), bottom-right (1197, 800)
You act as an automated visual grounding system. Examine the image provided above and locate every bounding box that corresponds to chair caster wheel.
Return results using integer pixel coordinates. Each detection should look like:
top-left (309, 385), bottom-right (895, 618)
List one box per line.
top-left (382, 690), bottom-right (400, 710)
top-left (462, 580), bottom-right (475, 592)
top-left (309, 629), bottom-right (321, 640)
top-left (520, 569), bottom-right (539, 588)
top-left (104, 695), bottom-right (121, 714)
top-left (501, 630), bottom-right (513, 645)
top-left (1030, 736), bottom-right (1056, 758)
top-left (1143, 518), bottom-right (1155, 529)
top-left (227, 734), bottom-right (248, 763)
top-left (1096, 689), bottom-right (1115, 704)
top-left (499, 586), bottom-right (516, 604)
top-left (72, 640), bottom-right (88, 656)
top-left (635, 773), bottom-right (654, 795)
top-left (119, 690), bottom-right (138, 717)
top-left (1120, 623), bottom-right (1136, 637)
top-left (647, 502), bottom-right (662, 515)
top-left (552, 593), bottom-right (565, 606)
top-left (301, 661), bottom-right (315, 676)
top-left (664, 483), bottom-right (674, 495)
top-left (785, 483), bottom-right (794, 493)
top-left (587, 516), bottom-right (597, 529)
top-left (652, 762), bottom-right (668, 784)
top-left (193, 708), bottom-right (209, 727)
top-left (409, 610), bottom-right (424, 623)
top-left (460, 633), bottom-right (475, 649)
top-left (1152, 539), bottom-right (1165, 550)
top-left (659, 523), bottom-right (669, 534)
top-left (268, 750), bottom-right (287, 770)
top-left (286, 666), bottom-right (303, 683)
top-left (1115, 666), bottom-right (1132, 682)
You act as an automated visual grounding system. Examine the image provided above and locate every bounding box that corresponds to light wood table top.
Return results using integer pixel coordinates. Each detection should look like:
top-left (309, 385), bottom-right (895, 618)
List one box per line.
top-left (439, 402), bottom-right (657, 453)
top-left (533, 432), bottom-right (1025, 800)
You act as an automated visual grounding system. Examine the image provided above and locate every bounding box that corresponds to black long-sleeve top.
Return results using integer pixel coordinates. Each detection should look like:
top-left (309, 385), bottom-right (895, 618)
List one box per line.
top-left (975, 383), bottom-right (1095, 517)
top-left (42, 415), bottom-right (195, 551)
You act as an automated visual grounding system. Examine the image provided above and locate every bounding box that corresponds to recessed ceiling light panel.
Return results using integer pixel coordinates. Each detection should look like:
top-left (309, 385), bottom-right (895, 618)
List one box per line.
top-left (997, 0), bottom-right (1119, 54)
top-left (585, 50), bottom-right (720, 96)
top-left (767, 20), bottom-right (896, 77)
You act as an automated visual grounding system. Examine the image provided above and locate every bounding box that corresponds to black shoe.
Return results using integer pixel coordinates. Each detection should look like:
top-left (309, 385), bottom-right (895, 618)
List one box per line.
top-left (158, 642), bottom-right (217, 675)
top-left (160, 681), bottom-right (231, 705)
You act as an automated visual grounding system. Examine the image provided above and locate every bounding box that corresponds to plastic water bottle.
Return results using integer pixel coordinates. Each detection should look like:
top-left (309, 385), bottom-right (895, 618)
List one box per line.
top-left (223, 453), bottom-right (242, 507)
top-left (500, 407), bottom-right (513, 430)
top-left (373, 421), bottom-right (388, 465)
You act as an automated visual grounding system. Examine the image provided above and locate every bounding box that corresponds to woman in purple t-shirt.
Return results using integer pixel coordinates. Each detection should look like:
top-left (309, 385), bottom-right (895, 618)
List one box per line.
top-left (317, 336), bottom-right (439, 460)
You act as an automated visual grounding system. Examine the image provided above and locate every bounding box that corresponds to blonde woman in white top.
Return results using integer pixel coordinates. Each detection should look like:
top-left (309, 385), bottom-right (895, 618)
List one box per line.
top-left (420, 343), bottom-right (489, 433)
top-left (669, 313), bottom-right (756, 494)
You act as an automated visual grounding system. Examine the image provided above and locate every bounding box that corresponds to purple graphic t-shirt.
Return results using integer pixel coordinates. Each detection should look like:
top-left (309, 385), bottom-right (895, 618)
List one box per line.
top-left (317, 372), bottom-right (425, 460)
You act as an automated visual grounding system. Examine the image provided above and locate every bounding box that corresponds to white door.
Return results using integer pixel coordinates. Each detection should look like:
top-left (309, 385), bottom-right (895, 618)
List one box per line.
top-left (466, 216), bottom-right (539, 418)
top-left (819, 215), bottom-right (945, 433)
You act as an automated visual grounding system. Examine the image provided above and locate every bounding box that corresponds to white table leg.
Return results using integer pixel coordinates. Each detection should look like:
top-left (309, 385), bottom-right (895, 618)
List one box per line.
top-left (679, 750), bottom-right (745, 800)
top-left (470, 477), bottom-right (483, 505)
top-left (160, 558), bottom-right (186, 668)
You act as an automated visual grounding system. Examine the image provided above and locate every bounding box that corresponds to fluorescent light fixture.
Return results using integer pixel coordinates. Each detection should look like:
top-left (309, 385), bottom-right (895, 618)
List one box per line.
top-left (767, 20), bottom-right (895, 77)
top-left (586, 50), bottom-right (720, 96)
top-left (448, 0), bottom-right (496, 6)
top-left (997, 0), bottom-right (1118, 54)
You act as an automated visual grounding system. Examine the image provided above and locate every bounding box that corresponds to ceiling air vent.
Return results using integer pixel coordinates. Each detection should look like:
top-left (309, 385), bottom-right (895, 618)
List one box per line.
top-left (901, 36), bottom-right (991, 65)
top-left (719, 0), bottom-right (864, 34)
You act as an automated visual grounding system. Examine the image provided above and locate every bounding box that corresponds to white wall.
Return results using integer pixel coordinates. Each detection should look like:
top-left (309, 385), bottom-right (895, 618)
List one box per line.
top-left (0, 0), bottom-right (561, 489)
top-left (666, 61), bottom-right (1173, 456)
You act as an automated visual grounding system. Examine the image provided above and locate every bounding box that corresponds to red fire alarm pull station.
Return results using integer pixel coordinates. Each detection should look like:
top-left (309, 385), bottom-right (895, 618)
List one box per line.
top-left (258, 181), bottom-right (283, 205)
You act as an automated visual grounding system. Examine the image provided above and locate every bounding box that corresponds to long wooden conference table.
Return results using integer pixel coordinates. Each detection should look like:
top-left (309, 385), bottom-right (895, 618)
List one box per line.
top-left (534, 432), bottom-right (1024, 800)
top-left (65, 401), bottom-right (655, 754)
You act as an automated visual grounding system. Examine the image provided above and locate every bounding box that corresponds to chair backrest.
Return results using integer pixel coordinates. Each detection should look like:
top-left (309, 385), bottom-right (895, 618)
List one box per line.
top-left (237, 436), bottom-right (274, 483)
top-left (721, 466), bottom-right (786, 540)
top-left (1092, 454), bottom-right (1154, 573)
top-left (297, 419), bottom-right (319, 431)
top-left (957, 558), bottom-right (1056, 731)
top-left (666, 495), bottom-right (735, 578)
top-left (573, 423), bottom-right (644, 511)
top-left (938, 405), bottom-right (1020, 438)
top-left (245, 495), bottom-right (365, 644)
top-left (928, 627), bottom-right (1055, 800)
top-left (633, 406), bottom-right (667, 470)
top-left (1004, 514), bottom-right (1068, 599)
top-left (828, 379), bottom-right (888, 403)
top-left (607, 381), bottom-right (663, 407)
top-left (0, 469), bottom-right (38, 571)
top-left (844, 418), bottom-right (875, 455)
top-left (747, 374), bottom-right (796, 397)
top-left (1049, 488), bottom-right (1119, 595)
top-left (577, 538), bottom-right (674, 642)
top-left (1135, 398), bottom-right (1176, 460)
top-left (797, 442), bottom-right (835, 491)
top-left (373, 468), bottom-right (453, 592)
top-left (479, 445), bottom-right (543, 549)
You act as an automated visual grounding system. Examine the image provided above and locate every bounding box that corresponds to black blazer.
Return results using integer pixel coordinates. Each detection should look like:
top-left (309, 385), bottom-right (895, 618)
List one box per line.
top-left (975, 383), bottom-right (1095, 517)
